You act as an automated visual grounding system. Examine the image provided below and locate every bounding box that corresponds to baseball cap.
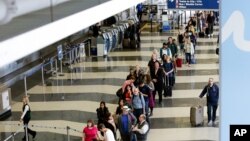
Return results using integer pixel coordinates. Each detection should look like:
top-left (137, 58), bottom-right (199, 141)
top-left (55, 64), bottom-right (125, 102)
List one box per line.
top-left (123, 106), bottom-right (130, 111)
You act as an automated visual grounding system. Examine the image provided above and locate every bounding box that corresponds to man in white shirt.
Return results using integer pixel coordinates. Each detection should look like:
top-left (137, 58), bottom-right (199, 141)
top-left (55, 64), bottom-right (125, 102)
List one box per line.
top-left (160, 42), bottom-right (172, 59)
top-left (132, 114), bottom-right (149, 141)
top-left (98, 123), bottom-right (116, 141)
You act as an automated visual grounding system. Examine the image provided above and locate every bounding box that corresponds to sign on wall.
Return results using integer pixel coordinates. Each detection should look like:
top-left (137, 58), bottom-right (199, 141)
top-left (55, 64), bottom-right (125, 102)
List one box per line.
top-left (167, 0), bottom-right (219, 9)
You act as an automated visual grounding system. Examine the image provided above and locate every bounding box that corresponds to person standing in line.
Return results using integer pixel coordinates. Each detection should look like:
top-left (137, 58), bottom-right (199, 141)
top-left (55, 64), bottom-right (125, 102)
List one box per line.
top-left (151, 61), bottom-right (164, 104)
top-left (103, 113), bottom-right (117, 139)
top-left (199, 78), bottom-right (219, 127)
top-left (183, 37), bottom-right (195, 67)
top-left (117, 106), bottom-right (137, 141)
top-left (96, 101), bottom-right (110, 124)
top-left (162, 55), bottom-right (175, 87)
top-left (144, 74), bottom-right (155, 116)
top-left (98, 123), bottom-right (116, 141)
top-left (168, 37), bottom-right (178, 73)
top-left (146, 53), bottom-right (160, 79)
top-left (20, 95), bottom-right (36, 141)
top-left (160, 42), bottom-right (172, 60)
top-left (132, 114), bottom-right (150, 141)
top-left (133, 65), bottom-right (145, 87)
top-left (131, 88), bottom-right (146, 121)
top-left (138, 81), bottom-right (151, 116)
top-left (83, 119), bottom-right (98, 141)
top-left (122, 76), bottom-right (136, 94)
top-left (167, 37), bottom-right (178, 61)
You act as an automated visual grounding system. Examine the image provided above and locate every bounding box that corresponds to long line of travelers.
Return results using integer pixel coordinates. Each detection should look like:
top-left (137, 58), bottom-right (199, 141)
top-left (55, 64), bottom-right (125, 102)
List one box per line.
top-left (81, 11), bottom-right (219, 141)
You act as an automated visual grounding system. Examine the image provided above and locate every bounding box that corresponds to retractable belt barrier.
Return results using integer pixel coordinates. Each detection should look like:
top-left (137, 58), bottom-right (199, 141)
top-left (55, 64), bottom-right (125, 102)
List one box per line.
top-left (1, 122), bottom-right (82, 141)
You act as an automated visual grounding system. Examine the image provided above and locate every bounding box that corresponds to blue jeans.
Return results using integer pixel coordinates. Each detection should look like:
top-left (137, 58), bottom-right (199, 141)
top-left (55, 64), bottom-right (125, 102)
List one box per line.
top-left (207, 103), bottom-right (218, 122)
top-left (185, 53), bottom-right (191, 64)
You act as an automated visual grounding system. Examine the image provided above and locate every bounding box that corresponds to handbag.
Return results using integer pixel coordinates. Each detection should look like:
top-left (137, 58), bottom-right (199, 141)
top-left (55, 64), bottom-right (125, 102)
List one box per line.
top-left (116, 88), bottom-right (123, 98)
top-left (191, 55), bottom-right (196, 64)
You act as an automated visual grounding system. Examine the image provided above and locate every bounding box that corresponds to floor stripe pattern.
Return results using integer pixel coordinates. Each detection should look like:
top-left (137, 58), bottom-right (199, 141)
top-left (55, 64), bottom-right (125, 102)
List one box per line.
top-left (0, 26), bottom-right (219, 141)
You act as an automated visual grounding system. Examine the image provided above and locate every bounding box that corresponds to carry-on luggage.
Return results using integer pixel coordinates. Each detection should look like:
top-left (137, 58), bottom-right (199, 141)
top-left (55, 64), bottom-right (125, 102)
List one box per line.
top-left (199, 32), bottom-right (205, 38)
top-left (116, 88), bottom-right (123, 98)
top-left (130, 39), bottom-right (137, 49)
top-left (191, 55), bottom-right (196, 64)
top-left (163, 76), bottom-right (172, 97)
top-left (216, 48), bottom-right (219, 55)
top-left (205, 28), bottom-right (209, 35)
top-left (176, 58), bottom-right (182, 67)
top-left (190, 105), bottom-right (204, 127)
top-left (122, 39), bottom-right (130, 48)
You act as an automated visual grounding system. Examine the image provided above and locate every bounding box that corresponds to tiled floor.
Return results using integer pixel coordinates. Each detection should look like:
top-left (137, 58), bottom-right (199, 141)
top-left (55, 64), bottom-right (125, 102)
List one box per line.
top-left (0, 27), bottom-right (219, 141)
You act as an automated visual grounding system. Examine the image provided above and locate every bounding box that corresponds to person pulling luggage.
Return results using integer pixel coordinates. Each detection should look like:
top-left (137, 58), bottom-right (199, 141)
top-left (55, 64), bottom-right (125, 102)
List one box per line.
top-left (199, 78), bottom-right (219, 127)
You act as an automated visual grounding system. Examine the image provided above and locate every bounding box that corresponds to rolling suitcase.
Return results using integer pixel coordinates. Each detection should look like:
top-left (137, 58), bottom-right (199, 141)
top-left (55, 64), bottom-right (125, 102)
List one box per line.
top-left (205, 28), bottom-right (209, 35)
top-left (163, 76), bottom-right (172, 97)
top-left (122, 38), bottom-right (130, 48)
top-left (130, 39), bottom-right (137, 49)
top-left (176, 58), bottom-right (182, 67)
top-left (199, 32), bottom-right (205, 38)
top-left (190, 105), bottom-right (204, 127)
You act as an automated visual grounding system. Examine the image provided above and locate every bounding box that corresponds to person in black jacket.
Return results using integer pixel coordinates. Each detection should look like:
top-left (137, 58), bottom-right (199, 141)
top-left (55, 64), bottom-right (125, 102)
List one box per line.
top-left (20, 96), bottom-right (36, 141)
top-left (206, 11), bottom-right (215, 37)
top-left (151, 61), bottom-right (164, 104)
top-left (103, 112), bottom-right (117, 139)
top-left (96, 101), bottom-right (109, 124)
top-left (199, 78), bottom-right (219, 126)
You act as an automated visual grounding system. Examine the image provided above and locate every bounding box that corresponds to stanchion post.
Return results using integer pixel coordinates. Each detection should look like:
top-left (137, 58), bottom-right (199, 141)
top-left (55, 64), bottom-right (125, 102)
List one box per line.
top-left (177, 13), bottom-right (180, 29)
top-left (181, 13), bottom-right (183, 25)
top-left (55, 59), bottom-right (58, 73)
top-left (11, 132), bottom-right (15, 141)
top-left (59, 56), bottom-right (64, 77)
top-left (41, 66), bottom-right (45, 86)
top-left (66, 126), bottom-right (70, 141)
top-left (24, 76), bottom-right (27, 96)
top-left (184, 11), bottom-right (187, 24)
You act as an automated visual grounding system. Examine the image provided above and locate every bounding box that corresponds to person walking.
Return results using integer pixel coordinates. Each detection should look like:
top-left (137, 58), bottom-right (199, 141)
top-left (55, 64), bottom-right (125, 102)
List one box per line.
top-left (199, 78), bottom-right (219, 126)
top-left (20, 95), bottom-right (36, 141)
top-left (183, 37), bottom-right (195, 67)
top-left (206, 11), bottom-right (215, 38)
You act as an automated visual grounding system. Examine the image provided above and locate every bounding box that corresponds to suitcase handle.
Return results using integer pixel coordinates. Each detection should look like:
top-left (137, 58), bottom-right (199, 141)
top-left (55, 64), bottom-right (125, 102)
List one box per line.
top-left (197, 98), bottom-right (204, 107)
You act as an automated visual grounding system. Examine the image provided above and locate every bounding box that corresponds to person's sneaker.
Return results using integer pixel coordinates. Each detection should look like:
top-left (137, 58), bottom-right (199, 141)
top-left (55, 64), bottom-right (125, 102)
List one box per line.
top-left (208, 121), bottom-right (213, 126)
top-left (149, 112), bottom-right (153, 117)
top-left (212, 121), bottom-right (216, 127)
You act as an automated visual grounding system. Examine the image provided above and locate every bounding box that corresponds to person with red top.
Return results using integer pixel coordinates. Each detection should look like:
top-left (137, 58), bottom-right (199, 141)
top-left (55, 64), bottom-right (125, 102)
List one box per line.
top-left (83, 119), bottom-right (98, 141)
top-left (122, 76), bottom-right (135, 93)
top-left (123, 85), bottom-right (133, 105)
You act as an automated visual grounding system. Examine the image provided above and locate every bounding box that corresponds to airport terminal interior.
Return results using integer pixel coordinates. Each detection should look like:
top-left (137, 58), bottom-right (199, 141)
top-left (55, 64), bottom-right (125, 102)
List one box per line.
top-left (0, 0), bottom-right (219, 140)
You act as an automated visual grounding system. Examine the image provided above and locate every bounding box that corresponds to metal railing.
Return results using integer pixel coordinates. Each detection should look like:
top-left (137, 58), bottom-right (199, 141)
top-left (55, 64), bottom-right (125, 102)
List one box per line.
top-left (1, 122), bottom-right (82, 141)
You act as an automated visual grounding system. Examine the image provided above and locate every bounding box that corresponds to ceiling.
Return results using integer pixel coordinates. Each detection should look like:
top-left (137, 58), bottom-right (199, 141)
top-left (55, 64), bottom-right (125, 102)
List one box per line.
top-left (0, 0), bottom-right (109, 42)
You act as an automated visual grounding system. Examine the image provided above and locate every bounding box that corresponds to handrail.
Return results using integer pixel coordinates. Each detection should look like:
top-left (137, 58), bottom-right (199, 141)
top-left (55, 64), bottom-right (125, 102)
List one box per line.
top-left (1, 122), bottom-right (82, 141)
